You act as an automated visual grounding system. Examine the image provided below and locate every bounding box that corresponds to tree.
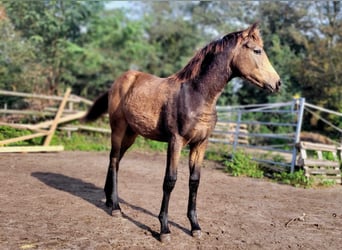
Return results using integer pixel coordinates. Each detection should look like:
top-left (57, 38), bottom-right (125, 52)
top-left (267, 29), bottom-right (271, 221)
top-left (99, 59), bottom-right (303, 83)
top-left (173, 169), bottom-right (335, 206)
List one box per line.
top-left (298, 2), bottom-right (342, 136)
top-left (0, 8), bottom-right (48, 110)
top-left (69, 8), bottom-right (156, 98)
top-left (140, 2), bottom-right (201, 78)
top-left (2, 0), bottom-right (104, 95)
top-left (0, 18), bottom-right (35, 91)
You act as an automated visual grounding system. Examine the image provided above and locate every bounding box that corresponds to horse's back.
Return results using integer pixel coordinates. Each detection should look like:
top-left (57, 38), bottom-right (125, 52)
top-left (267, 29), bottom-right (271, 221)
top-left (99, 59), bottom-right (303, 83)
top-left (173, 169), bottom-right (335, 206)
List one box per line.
top-left (108, 70), bottom-right (177, 141)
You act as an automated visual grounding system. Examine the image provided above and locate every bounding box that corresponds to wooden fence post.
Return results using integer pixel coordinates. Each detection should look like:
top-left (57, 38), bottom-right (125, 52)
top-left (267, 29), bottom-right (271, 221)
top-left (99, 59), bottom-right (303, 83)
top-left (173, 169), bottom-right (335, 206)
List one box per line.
top-left (43, 88), bottom-right (71, 146)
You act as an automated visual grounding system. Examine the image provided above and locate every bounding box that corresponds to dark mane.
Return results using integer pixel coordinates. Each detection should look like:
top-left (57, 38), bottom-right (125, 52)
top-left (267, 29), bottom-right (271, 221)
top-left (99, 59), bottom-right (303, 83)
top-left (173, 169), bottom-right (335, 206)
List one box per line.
top-left (170, 31), bottom-right (241, 82)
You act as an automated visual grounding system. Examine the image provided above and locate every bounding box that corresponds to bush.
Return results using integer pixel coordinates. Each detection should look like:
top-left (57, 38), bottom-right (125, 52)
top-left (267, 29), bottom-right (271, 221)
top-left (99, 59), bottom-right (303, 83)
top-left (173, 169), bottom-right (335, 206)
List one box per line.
top-left (273, 169), bottom-right (313, 188)
top-left (0, 126), bottom-right (42, 146)
top-left (224, 150), bottom-right (264, 178)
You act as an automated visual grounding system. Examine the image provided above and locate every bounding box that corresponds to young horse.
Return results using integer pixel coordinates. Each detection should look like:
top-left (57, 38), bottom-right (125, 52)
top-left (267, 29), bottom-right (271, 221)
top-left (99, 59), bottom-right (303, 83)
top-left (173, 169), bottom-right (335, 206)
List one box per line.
top-left (84, 23), bottom-right (281, 242)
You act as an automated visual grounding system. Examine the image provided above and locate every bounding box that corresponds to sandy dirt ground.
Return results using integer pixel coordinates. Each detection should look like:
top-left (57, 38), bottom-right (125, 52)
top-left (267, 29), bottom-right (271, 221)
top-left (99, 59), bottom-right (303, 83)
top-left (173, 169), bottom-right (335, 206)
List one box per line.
top-left (0, 150), bottom-right (341, 249)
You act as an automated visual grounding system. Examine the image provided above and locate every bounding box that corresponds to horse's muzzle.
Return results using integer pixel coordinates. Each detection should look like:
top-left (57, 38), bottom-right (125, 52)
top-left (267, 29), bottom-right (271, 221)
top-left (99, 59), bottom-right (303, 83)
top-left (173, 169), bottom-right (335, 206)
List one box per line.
top-left (275, 80), bottom-right (282, 92)
top-left (266, 80), bottom-right (281, 93)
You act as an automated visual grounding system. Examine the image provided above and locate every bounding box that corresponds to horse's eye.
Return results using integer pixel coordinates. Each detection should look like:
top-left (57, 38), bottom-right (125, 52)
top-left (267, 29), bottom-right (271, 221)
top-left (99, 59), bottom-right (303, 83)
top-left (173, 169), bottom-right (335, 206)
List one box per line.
top-left (253, 49), bottom-right (262, 55)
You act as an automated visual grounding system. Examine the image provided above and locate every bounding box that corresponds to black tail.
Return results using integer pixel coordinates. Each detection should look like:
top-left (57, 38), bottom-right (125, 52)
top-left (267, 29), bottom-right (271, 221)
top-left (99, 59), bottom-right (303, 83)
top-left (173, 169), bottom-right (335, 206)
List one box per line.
top-left (83, 91), bottom-right (109, 122)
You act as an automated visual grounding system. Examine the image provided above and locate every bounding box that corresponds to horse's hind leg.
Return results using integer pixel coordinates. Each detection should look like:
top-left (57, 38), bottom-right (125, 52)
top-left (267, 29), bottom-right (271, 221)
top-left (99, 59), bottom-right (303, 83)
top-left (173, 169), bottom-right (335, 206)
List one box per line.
top-left (104, 127), bottom-right (137, 215)
top-left (159, 135), bottom-right (183, 242)
top-left (104, 145), bottom-right (120, 212)
top-left (187, 140), bottom-right (207, 238)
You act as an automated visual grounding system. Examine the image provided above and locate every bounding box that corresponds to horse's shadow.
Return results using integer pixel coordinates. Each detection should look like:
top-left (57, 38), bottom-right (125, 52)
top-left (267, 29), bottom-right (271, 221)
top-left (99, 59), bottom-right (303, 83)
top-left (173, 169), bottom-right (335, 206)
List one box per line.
top-left (31, 172), bottom-right (191, 240)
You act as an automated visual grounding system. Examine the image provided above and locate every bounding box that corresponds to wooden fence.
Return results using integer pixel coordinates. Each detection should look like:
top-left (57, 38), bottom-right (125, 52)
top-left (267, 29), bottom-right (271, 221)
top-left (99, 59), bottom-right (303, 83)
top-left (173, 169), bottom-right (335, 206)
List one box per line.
top-left (0, 89), bottom-right (90, 153)
top-left (296, 141), bottom-right (341, 184)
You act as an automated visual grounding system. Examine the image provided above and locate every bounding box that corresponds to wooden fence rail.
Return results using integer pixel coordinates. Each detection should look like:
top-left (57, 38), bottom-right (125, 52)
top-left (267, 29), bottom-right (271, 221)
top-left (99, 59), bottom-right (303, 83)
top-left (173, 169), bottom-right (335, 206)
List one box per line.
top-left (296, 141), bottom-right (342, 184)
top-left (0, 90), bottom-right (92, 105)
top-left (0, 88), bottom-right (90, 153)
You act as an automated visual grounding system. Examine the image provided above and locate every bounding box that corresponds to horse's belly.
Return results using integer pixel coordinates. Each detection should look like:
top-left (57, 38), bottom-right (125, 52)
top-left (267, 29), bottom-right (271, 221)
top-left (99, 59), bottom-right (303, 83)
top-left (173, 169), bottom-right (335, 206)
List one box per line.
top-left (123, 90), bottom-right (169, 141)
top-left (126, 109), bottom-right (167, 141)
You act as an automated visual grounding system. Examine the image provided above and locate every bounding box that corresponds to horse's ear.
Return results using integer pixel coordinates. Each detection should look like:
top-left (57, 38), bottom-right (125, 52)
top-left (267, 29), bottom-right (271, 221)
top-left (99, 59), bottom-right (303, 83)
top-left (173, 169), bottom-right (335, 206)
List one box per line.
top-left (248, 22), bottom-right (259, 35)
top-left (242, 22), bottom-right (263, 45)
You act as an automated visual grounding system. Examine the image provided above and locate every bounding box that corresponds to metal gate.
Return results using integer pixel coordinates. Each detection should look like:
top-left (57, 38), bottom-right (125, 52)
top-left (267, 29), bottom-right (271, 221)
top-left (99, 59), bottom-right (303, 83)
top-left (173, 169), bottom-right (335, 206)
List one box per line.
top-left (210, 98), bottom-right (305, 172)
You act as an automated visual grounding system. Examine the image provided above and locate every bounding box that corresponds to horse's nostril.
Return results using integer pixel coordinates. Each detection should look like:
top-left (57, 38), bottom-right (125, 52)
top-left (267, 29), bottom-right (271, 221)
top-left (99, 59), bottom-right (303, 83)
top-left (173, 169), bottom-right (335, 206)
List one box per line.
top-left (276, 80), bottom-right (282, 91)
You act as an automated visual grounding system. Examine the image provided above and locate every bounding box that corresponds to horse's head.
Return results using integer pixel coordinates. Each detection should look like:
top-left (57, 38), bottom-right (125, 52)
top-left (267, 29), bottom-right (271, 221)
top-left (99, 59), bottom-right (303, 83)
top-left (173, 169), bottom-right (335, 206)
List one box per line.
top-left (232, 23), bottom-right (281, 93)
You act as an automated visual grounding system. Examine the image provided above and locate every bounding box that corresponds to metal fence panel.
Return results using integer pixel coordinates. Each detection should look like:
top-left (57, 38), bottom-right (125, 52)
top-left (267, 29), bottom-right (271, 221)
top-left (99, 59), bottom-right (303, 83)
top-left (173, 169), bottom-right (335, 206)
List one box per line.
top-left (210, 98), bottom-right (305, 172)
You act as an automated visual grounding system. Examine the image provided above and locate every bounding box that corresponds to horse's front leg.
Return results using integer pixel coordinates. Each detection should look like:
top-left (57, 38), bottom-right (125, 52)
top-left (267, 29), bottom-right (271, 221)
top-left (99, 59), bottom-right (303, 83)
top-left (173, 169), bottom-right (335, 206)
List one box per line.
top-left (187, 140), bottom-right (208, 238)
top-left (158, 135), bottom-right (183, 242)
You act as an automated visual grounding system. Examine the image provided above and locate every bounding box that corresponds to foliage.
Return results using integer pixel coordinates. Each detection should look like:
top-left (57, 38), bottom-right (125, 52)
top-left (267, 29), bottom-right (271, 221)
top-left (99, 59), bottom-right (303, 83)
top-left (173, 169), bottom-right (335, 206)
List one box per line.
top-left (0, 126), bottom-right (40, 146)
top-left (224, 150), bottom-right (264, 178)
top-left (273, 169), bottom-right (341, 188)
top-left (141, 2), bottom-right (201, 78)
top-left (73, 9), bottom-right (157, 98)
top-left (316, 178), bottom-right (337, 187)
top-left (1, 0), bottom-right (104, 95)
top-left (205, 144), bottom-right (338, 188)
top-left (273, 170), bottom-right (313, 188)
top-left (0, 18), bottom-right (39, 94)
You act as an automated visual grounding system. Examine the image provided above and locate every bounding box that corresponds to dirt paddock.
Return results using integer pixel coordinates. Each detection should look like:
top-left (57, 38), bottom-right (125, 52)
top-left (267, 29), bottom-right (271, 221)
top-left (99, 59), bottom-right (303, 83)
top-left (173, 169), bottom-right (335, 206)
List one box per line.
top-left (0, 151), bottom-right (341, 249)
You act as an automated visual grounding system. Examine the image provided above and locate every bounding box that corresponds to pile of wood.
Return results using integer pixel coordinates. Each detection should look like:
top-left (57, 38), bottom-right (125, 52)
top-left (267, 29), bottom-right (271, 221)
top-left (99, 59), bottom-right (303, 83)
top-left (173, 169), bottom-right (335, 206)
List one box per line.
top-left (210, 121), bottom-right (249, 145)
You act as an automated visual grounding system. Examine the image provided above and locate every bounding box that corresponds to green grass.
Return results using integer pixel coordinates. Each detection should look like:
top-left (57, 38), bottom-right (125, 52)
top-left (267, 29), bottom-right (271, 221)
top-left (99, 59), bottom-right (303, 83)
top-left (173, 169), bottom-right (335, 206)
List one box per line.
top-left (273, 169), bottom-right (313, 188)
top-left (0, 124), bottom-right (167, 152)
top-left (131, 137), bottom-right (168, 152)
top-left (1, 125), bottom-right (338, 188)
top-left (52, 131), bottom-right (111, 151)
top-left (317, 178), bottom-right (337, 187)
top-left (205, 143), bottom-right (230, 162)
top-left (205, 143), bottom-right (337, 188)
top-left (0, 125), bottom-right (42, 146)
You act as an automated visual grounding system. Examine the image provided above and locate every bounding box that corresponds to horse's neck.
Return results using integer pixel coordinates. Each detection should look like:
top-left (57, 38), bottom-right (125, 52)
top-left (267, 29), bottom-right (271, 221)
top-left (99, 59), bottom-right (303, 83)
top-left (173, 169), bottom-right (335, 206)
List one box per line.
top-left (192, 51), bottom-right (232, 107)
